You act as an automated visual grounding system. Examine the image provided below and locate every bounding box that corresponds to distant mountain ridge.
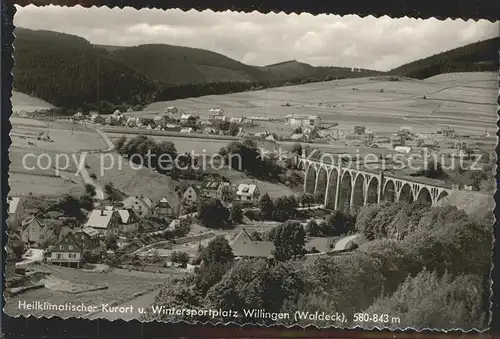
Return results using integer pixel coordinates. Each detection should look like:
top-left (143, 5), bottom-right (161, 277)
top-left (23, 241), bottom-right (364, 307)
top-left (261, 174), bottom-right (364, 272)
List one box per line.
top-left (12, 27), bottom-right (497, 112)
top-left (389, 37), bottom-right (498, 79)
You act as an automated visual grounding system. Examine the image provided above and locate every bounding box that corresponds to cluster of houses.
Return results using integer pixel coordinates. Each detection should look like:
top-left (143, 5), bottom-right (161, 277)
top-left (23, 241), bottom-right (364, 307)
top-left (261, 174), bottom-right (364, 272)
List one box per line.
top-left (7, 194), bottom-right (177, 269)
top-left (73, 106), bottom-right (328, 142)
top-left (74, 107), bottom-right (260, 135)
top-left (182, 180), bottom-right (261, 207)
top-left (7, 178), bottom-right (262, 269)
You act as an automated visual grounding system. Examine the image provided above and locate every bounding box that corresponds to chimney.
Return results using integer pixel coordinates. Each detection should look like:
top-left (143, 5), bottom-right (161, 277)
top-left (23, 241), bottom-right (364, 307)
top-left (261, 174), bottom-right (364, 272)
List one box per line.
top-left (101, 209), bottom-right (105, 216)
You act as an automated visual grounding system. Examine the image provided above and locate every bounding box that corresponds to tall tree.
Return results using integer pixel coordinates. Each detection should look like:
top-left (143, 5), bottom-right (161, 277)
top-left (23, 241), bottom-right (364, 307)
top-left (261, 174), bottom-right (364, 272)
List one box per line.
top-left (273, 220), bottom-right (306, 261)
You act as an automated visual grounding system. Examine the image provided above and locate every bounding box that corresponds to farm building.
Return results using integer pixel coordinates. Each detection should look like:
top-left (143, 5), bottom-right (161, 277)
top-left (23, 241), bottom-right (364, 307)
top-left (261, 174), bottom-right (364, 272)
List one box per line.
top-left (285, 114), bottom-right (321, 128)
top-left (209, 108), bottom-right (224, 117)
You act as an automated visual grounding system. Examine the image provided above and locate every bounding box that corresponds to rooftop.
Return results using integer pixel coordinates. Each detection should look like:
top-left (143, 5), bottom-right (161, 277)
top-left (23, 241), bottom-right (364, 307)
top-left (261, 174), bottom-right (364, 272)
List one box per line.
top-left (230, 229), bottom-right (274, 259)
top-left (236, 184), bottom-right (258, 196)
top-left (85, 209), bottom-right (115, 229)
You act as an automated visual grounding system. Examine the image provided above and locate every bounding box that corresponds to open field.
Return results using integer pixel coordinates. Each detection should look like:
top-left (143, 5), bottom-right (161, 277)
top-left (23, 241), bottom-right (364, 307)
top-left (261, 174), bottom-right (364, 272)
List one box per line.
top-left (12, 91), bottom-right (54, 113)
top-left (9, 173), bottom-right (85, 197)
top-left (125, 72), bottom-right (496, 136)
top-left (9, 118), bottom-right (107, 198)
top-left (4, 265), bottom-right (167, 318)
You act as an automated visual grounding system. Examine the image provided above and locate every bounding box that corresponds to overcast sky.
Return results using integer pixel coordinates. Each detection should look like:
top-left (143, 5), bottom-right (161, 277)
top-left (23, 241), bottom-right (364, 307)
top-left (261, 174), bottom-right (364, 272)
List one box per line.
top-left (14, 5), bottom-right (499, 71)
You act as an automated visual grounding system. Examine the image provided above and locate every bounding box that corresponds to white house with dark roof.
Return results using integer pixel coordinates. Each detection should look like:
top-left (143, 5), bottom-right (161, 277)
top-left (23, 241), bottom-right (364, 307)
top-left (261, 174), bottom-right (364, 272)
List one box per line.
top-left (122, 195), bottom-right (153, 218)
top-left (235, 183), bottom-right (260, 206)
top-left (84, 209), bottom-right (121, 235)
top-left (230, 229), bottom-right (275, 259)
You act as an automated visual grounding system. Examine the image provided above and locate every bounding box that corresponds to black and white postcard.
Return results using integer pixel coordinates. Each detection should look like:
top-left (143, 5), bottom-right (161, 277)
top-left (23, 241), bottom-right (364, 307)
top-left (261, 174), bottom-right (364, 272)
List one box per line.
top-left (4, 6), bottom-right (499, 331)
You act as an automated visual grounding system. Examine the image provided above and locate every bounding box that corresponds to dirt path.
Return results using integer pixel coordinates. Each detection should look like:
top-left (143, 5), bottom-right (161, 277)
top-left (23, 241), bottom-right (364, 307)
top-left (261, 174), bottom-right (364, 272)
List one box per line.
top-left (76, 127), bottom-right (115, 200)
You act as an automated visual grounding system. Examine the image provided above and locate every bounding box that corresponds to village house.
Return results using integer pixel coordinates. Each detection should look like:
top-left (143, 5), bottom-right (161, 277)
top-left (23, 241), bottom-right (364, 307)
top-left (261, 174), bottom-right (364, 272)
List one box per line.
top-left (154, 114), bottom-right (167, 127)
top-left (84, 209), bottom-right (121, 236)
top-left (183, 185), bottom-right (201, 204)
top-left (166, 106), bottom-right (178, 114)
top-left (235, 183), bottom-right (261, 206)
top-left (230, 229), bottom-right (275, 259)
top-left (90, 113), bottom-right (105, 124)
top-left (122, 195), bottom-right (153, 218)
top-left (154, 197), bottom-right (174, 217)
top-left (74, 230), bottom-right (101, 257)
top-left (209, 108), bottom-right (224, 119)
top-left (49, 233), bottom-right (84, 268)
top-left (7, 196), bottom-right (24, 227)
top-left (20, 216), bottom-right (46, 247)
top-left (126, 117), bottom-right (139, 127)
top-left (73, 111), bottom-right (85, 121)
top-left (180, 113), bottom-right (193, 122)
top-left (49, 231), bottom-right (100, 269)
top-left (201, 181), bottom-right (236, 202)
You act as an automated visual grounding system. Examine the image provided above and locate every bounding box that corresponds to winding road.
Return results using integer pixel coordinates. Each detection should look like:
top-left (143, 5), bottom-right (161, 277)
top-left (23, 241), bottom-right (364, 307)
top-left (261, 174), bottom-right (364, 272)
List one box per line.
top-left (77, 127), bottom-right (115, 200)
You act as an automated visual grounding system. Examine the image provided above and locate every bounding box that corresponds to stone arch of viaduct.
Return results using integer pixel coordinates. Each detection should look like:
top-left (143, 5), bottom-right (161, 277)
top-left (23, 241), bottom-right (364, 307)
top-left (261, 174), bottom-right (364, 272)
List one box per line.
top-left (298, 158), bottom-right (453, 211)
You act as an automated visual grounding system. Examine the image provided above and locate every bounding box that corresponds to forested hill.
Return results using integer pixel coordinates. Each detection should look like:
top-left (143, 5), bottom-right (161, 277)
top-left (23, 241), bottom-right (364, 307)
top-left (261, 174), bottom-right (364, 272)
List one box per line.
top-left (389, 37), bottom-right (499, 79)
top-left (13, 27), bottom-right (497, 113)
top-left (13, 28), bottom-right (382, 112)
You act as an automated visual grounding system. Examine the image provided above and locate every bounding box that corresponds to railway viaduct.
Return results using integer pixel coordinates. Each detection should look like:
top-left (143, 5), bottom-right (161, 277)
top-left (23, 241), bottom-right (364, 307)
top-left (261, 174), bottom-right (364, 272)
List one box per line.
top-left (297, 156), bottom-right (455, 211)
